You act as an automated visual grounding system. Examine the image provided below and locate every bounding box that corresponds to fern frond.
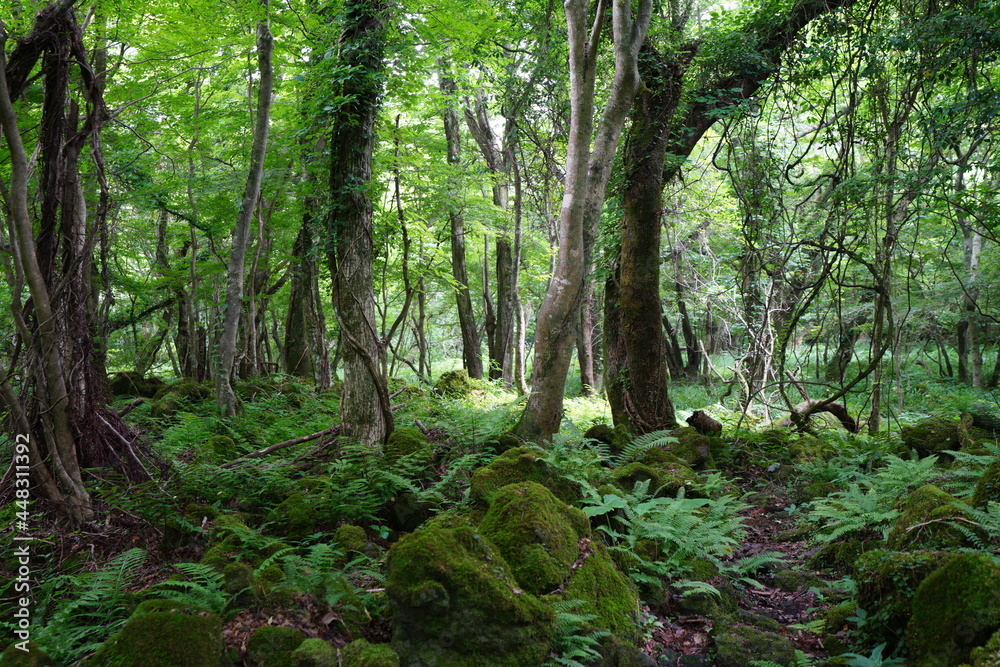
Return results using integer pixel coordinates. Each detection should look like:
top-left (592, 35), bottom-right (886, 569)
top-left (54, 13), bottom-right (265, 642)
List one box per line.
top-left (612, 430), bottom-right (677, 468)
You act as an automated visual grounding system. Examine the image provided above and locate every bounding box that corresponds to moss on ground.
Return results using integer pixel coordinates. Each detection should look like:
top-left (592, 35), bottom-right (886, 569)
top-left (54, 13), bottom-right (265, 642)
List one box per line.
top-left (433, 369), bottom-right (474, 396)
top-left (906, 553), bottom-right (1000, 666)
top-left (266, 493), bottom-right (317, 540)
top-left (0, 642), bottom-right (58, 666)
top-left (711, 620), bottom-right (796, 667)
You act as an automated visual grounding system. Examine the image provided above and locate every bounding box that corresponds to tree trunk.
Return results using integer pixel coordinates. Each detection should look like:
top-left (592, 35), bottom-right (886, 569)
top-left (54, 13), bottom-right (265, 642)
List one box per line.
top-left (285, 222), bottom-right (316, 378)
top-left (326, 0), bottom-right (393, 447)
top-left (515, 0), bottom-right (652, 442)
top-left (439, 66), bottom-right (483, 379)
top-left (217, 19), bottom-right (274, 416)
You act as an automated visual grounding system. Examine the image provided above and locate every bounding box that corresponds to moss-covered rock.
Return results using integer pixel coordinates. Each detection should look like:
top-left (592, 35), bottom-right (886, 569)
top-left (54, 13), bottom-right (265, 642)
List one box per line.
top-left (711, 620), bottom-right (796, 667)
top-left (470, 446), bottom-right (579, 505)
top-left (88, 599), bottom-right (223, 666)
top-left (973, 460), bottom-right (1000, 508)
top-left (584, 423), bottom-right (631, 454)
top-left (333, 524), bottom-right (368, 554)
top-left (222, 561), bottom-right (253, 595)
top-left (770, 569), bottom-right (826, 593)
top-left (901, 415), bottom-right (972, 458)
top-left (483, 433), bottom-right (523, 455)
top-left (611, 449), bottom-right (701, 498)
top-left (969, 628), bottom-right (1000, 666)
top-left (824, 600), bottom-right (859, 635)
top-left (669, 427), bottom-right (713, 468)
top-left (887, 485), bottom-right (981, 550)
top-left (675, 559), bottom-right (738, 618)
top-left (388, 491), bottom-right (435, 532)
top-left (799, 481), bottom-right (840, 501)
top-left (386, 523), bottom-right (555, 666)
top-left (384, 428), bottom-right (433, 465)
top-left (267, 493), bottom-right (317, 540)
top-left (854, 549), bottom-right (961, 648)
top-left (478, 482), bottom-right (590, 596)
top-left (109, 372), bottom-right (164, 398)
top-left (906, 554), bottom-right (1000, 667)
top-left (159, 517), bottom-right (199, 554)
top-left (204, 436), bottom-right (237, 462)
top-left (150, 380), bottom-right (212, 417)
top-left (185, 504), bottom-right (220, 523)
top-left (339, 639), bottom-right (400, 667)
top-left (807, 539), bottom-right (881, 573)
top-left (289, 638), bottom-right (337, 667)
top-left (246, 626), bottom-right (307, 667)
top-left (562, 540), bottom-right (640, 643)
top-left (433, 369), bottom-right (474, 396)
top-left (0, 642), bottom-right (58, 666)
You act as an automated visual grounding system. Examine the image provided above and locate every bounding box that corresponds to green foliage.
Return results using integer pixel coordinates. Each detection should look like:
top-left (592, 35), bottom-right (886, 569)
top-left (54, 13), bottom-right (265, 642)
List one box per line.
top-left (611, 430), bottom-right (678, 468)
top-left (148, 563), bottom-right (232, 617)
top-left (837, 644), bottom-right (906, 667)
top-left (29, 548), bottom-right (148, 664)
top-left (808, 455), bottom-right (940, 542)
top-left (543, 599), bottom-right (610, 667)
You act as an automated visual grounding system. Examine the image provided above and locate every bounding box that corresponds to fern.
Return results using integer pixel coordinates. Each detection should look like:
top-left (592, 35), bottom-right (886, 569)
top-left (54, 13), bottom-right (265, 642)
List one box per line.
top-left (149, 562), bottom-right (231, 616)
top-left (612, 430), bottom-right (677, 468)
top-left (752, 650), bottom-right (818, 667)
top-left (32, 548), bottom-right (148, 664)
top-left (544, 599), bottom-right (610, 667)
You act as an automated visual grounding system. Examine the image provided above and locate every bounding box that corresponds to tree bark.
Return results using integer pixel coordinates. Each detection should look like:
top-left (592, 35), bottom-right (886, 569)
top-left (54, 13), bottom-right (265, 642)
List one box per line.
top-left (285, 222), bottom-right (316, 378)
top-left (326, 0), bottom-right (393, 447)
top-left (217, 18), bottom-right (273, 415)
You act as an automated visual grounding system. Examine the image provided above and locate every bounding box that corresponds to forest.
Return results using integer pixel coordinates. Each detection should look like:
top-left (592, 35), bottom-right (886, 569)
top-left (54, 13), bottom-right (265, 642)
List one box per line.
top-left (1, 0), bottom-right (1000, 664)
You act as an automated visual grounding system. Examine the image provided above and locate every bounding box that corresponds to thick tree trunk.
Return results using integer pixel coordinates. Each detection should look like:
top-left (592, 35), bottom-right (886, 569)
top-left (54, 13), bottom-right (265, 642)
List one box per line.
top-left (326, 0), bottom-right (393, 447)
top-left (515, 0), bottom-right (652, 442)
top-left (285, 222), bottom-right (316, 378)
top-left (217, 19), bottom-right (274, 416)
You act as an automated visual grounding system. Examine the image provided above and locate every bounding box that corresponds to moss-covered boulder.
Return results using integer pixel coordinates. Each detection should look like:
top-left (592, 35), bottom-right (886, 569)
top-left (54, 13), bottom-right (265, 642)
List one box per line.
top-left (88, 599), bottom-right (223, 666)
top-left (150, 380), bottom-right (212, 417)
top-left (386, 523), bottom-right (555, 665)
top-left (711, 620), bottom-right (796, 667)
top-left (610, 449), bottom-right (701, 498)
top-left (332, 524), bottom-right (368, 554)
top-left (854, 549), bottom-right (960, 646)
top-left (887, 485), bottom-right (981, 550)
top-left (584, 423), bottom-right (631, 454)
top-left (562, 540), bottom-right (640, 643)
top-left (669, 427), bottom-right (713, 468)
top-left (483, 432), bottom-right (522, 455)
top-left (433, 369), bottom-right (474, 396)
top-left (204, 436), bottom-right (237, 462)
top-left (0, 642), bottom-right (58, 666)
top-left (807, 539), bottom-right (881, 573)
top-left (109, 372), bottom-right (164, 398)
top-left (384, 428), bottom-right (433, 465)
top-left (674, 558), bottom-right (738, 618)
top-left (770, 569), bottom-right (826, 593)
top-left (906, 554), bottom-right (1000, 667)
top-left (969, 628), bottom-right (1000, 666)
top-left (267, 493), bottom-right (317, 540)
top-left (470, 446), bottom-right (579, 505)
top-left (973, 460), bottom-right (1000, 508)
top-left (339, 639), bottom-right (400, 667)
top-left (289, 638), bottom-right (337, 667)
top-left (478, 482), bottom-right (590, 595)
top-left (901, 416), bottom-right (972, 458)
top-left (246, 626), bottom-right (307, 667)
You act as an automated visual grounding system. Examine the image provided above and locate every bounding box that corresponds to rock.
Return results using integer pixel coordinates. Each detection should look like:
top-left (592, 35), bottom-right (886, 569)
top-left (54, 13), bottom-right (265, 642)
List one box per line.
top-left (0, 642), bottom-right (58, 666)
top-left (339, 639), bottom-right (400, 666)
top-left (770, 569), bottom-right (826, 593)
top-left (670, 427), bottom-right (713, 468)
top-left (204, 436), bottom-right (237, 462)
top-left (854, 549), bottom-right (960, 647)
top-left (332, 525), bottom-right (368, 554)
top-left (711, 620), bottom-right (796, 667)
top-left (290, 638), bottom-right (337, 667)
top-left (384, 428), bottom-right (433, 466)
top-left (469, 446), bottom-right (579, 505)
top-left (266, 493), bottom-right (317, 540)
top-left (483, 433), bottom-right (522, 455)
top-left (887, 485), bottom-right (982, 550)
top-left (386, 523), bottom-right (555, 665)
top-left (88, 599), bottom-right (223, 666)
top-left (973, 460), bottom-right (1000, 508)
top-left (433, 369), bottom-right (474, 396)
top-left (807, 539), bottom-right (881, 573)
top-left (584, 423), bottom-right (632, 454)
top-left (109, 372), bottom-right (164, 398)
top-left (563, 540), bottom-right (641, 643)
top-left (149, 380), bottom-right (212, 417)
top-left (969, 628), bottom-right (1000, 666)
top-left (906, 553), bottom-right (1000, 666)
top-left (246, 626), bottom-right (307, 667)
top-left (478, 482), bottom-right (589, 595)
top-left (611, 449), bottom-right (701, 498)
top-left (901, 416), bottom-right (972, 458)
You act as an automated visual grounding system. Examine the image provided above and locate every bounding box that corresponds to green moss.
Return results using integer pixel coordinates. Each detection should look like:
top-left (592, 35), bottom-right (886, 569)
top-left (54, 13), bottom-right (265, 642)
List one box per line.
top-left (0, 642), bottom-right (58, 666)
top-left (246, 626), bottom-right (307, 667)
top-left (159, 517), bottom-right (197, 554)
top-left (562, 540), bottom-right (640, 643)
top-left (333, 525), bottom-right (368, 553)
top-left (807, 539), bottom-right (881, 573)
top-left (386, 523), bottom-right (555, 665)
top-left (906, 554), bottom-right (1000, 667)
top-left (770, 569), bottom-right (826, 592)
top-left (969, 629), bottom-right (1000, 666)
top-left (483, 433), bottom-right (522, 455)
top-left (87, 599), bottom-right (222, 666)
top-left (185, 504), bottom-right (220, 522)
top-left (289, 638), bottom-right (337, 667)
top-left (433, 369), bottom-right (474, 396)
top-left (611, 449), bottom-right (701, 497)
top-left (469, 447), bottom-right (579, 505)
top-left (222, 561), bottom-right (253, 595)
top-left (204, 436), bottom-right (237, 462)
top-left (340, 639), bottom-right (400, 667)
top-left (670, 426), bottom-right (713, 468)
top-left (478, 482), bottom-right (590, 595)
top-left (712, 620), bottom-right (796, 667)
top-left (267, 493), bottom-right (317, 540)
top-left (675, 559), bottom-right (737, 618)
top-left (384, 428), bottom-right (433, 465)
top-left (901, 416), bottom-right (972, 458)
top-left (972, 461), bottom-right (1000, 508)
top-left (887, 485), bottom-right (981, 550)
top-left (109, 372), bottom-right (164, 398)
top-left (854, 549), bottom-right (960, 646)
top-left (210, 513), bottom-right (248, 542)
top-left (583, 423), bottom-right (631, 454)
top-left (200, 543), bottom-right (237, 572)
top-left (150, 380), bottom-right (211, 417)
top-left (801, 481), bottom-right (840, 500)
top-left (824, 600), bottom-right (859, 634)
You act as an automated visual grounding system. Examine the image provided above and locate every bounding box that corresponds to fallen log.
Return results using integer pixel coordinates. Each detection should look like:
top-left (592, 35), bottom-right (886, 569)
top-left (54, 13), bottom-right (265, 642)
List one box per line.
top-left (220, 425), bottom-right (340, 469)
top-left (775, 399), bottom-right (859, 433)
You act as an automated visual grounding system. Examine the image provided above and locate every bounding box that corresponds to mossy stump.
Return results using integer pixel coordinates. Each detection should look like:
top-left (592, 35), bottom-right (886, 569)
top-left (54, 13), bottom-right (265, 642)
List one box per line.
top-left (87, 600), bottom-right (223, 667)
top-left (905, 553), bottom-right (1000, 667)
top-left (386, 523), bottom-right (555, 666)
